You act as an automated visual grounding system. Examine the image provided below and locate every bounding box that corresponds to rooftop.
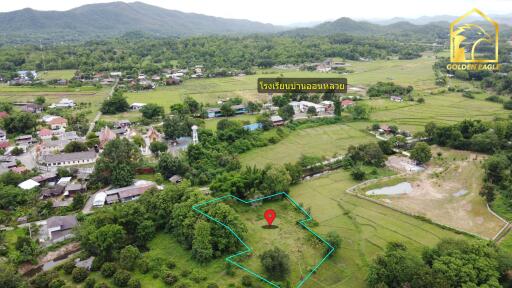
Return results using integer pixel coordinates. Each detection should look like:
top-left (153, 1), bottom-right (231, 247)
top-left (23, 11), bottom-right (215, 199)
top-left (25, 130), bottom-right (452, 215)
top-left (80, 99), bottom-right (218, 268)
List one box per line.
top-left (40, 150), bottom-right (96, 164)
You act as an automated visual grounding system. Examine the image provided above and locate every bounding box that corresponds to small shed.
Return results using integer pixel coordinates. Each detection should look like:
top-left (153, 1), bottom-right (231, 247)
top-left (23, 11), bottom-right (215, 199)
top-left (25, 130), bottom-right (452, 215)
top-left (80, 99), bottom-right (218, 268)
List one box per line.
top-left (169, 175), bottom-right (183, 184)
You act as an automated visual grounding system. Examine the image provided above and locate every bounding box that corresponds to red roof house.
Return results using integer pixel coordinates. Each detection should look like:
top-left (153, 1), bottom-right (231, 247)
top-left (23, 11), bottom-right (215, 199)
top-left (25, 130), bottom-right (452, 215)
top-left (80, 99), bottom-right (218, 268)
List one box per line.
top-left (341, 99), bottom-right (355, 108)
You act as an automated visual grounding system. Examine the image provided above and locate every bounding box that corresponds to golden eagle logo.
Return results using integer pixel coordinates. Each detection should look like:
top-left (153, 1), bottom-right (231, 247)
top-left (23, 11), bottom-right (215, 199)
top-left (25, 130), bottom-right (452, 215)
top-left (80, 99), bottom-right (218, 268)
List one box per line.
top-left (450, 8), bottom-right (498, 63)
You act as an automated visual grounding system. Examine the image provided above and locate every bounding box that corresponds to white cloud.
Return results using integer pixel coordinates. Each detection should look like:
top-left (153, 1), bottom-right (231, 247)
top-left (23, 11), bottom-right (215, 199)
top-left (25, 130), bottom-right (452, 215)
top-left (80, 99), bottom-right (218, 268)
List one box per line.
top-left (0, 0), bottom-right (511, 25)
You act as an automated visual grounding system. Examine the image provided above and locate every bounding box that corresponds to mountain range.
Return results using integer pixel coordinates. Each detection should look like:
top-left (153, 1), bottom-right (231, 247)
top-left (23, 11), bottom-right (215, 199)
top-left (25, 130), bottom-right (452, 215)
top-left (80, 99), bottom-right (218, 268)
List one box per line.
top-left (0, 1), bottom-right (282, 43)
top-left (1, 1), bottom-right (509, 44)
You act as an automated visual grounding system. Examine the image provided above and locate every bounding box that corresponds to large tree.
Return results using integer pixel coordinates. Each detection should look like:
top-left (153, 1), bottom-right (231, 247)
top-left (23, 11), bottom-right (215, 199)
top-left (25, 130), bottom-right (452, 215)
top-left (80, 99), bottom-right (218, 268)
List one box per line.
top-left (410, 142), bottom-right (432, 164)
top-left (259, 247), bottom-right (290, 280)
top-left (140, 103), bottom-right (164, 120)
top-left (3, 112), bottom-right (37, 134)
top-left (157, 153), bottom-right (188, 178)
top-left (191, 220), bottom-right (213, 263)
top-left (163, 116), bottom-right (189, 141)
top-left (91, 138), bottom-right (141, 187)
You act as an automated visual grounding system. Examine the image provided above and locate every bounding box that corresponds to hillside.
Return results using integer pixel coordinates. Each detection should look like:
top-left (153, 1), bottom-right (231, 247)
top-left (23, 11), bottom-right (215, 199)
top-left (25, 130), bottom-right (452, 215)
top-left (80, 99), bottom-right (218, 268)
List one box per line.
top-left (0, 1), bottom-right (283, 43)
top-left (286, 17), bottom-right (449, 40)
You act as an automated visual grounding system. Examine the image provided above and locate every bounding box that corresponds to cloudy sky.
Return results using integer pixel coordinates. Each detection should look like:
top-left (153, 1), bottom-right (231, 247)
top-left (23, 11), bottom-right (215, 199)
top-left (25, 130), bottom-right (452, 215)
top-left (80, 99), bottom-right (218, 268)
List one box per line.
top-left (0, 0), bottom-right (511, 25)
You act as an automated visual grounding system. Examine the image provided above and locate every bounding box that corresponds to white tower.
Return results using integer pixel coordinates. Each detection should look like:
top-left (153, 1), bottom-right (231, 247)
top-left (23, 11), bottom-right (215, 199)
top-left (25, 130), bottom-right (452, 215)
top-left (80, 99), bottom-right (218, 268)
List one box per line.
top-left (191, 125), bottom-right (198, 145)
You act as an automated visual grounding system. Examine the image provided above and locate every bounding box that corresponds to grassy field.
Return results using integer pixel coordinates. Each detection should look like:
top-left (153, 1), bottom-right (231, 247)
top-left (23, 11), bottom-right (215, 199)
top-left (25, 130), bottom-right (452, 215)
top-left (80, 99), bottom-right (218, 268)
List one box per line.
top-left (0, 85), bottom-right (110, 121)
top-left (364, 92), bottom-right (509, 133)
top-left (240, 124), bottom-right (375, 167)
top-left (204, 114), bottom-right (258, 130)
top-left (38, 70), bottom-right (76, 80)
top-left (124, 54), bottom-right (437, 112)
top-left (289, 170), bottom-right (471, 288)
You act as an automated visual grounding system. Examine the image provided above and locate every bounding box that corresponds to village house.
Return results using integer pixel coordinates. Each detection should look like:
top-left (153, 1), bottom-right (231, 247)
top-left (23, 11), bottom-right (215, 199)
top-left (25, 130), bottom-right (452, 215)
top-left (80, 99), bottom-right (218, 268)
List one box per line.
top-left (270, 115), bottom-right (284, 126)
top-left (321, 100), bottom-right (334, 112)
top-left (49, 98), bottom-right (75, 109)
top-left (341, 99), bottom-right (355, 108)
top-left (169, 175), bottom-right (183, 184)
top-left (114, 120), bottom-right (131, 129)
top-left (46, 116), bottom-right (68, 130)
top-left (40, 185), bottom-right (65, 199)
top-left (93, 180), bottom-right (156, 207)
top-left (39, 150), bottom-right (97, 167)
top-left (110, 71), bottom-right (122, 77)
top-left (39, 139), bottom-right (72, 154)
top-left (299, 101), bottom-right (326, 113)
top-left (0, 140), bottom-right (10, 150)
top-left (231, 104), bottom-right (247, 115)
top-left (206, 107), bottom-right (222, 118)
top-left (64, 183), bottom-right (86, 197)
top-left (390, 95), bottom-right (403, 102)
top-left (130, 103), bottom-right (146, 111)
top-left (15, 135), bottom-right (33, 145)
top-left (22, 103), bottom-right (43, 113)
top-left (38, 128), bottom-right (53, 140)
top-left (289, 101), bottom-right (301, 113)
top-left (99, 126), bottom-right (117, 148)
top-left (18, 179), bottom-right (40, 190)
top-left (11, 166), bottom-right (27, 174)
top-left (44, 215), bottom-right (78, 244)
top-left (32, 172), bottom-right (58, 185)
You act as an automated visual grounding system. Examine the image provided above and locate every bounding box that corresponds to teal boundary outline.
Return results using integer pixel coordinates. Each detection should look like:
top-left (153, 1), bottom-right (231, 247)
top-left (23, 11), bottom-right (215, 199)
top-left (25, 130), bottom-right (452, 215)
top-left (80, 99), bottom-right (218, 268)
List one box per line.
top-left (192, 191), bottom-right (335, 288)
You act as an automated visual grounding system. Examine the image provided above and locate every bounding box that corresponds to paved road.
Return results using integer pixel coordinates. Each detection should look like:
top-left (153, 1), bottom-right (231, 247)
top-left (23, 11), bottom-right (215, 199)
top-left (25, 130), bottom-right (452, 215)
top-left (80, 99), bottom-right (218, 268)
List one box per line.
top-left (86, 78), bottom-right (118, 135)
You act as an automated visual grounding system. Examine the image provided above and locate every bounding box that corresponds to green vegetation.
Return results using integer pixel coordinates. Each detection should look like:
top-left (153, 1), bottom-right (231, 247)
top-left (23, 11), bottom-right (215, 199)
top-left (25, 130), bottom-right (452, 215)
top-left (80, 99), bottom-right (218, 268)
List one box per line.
top-left (240, 123), bottom-right (375, 167)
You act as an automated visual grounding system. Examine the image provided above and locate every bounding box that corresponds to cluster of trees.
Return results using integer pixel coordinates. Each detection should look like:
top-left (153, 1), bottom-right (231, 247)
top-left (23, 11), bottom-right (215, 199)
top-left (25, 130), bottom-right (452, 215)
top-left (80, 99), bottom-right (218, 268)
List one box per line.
top-left (368, 239), bottom-right (512, 288)
top-left (367, 81), bottom-right (413, 98)
top-left (342, 142), bottom-right (388, 180)
top-left (91, 138), bottom-right (142, 187)
top-left (209, 164), bottom-right (300, 199)
top-left (100, 90), bottom-right (129, 115)
top-left (77, 182), bottom-right (246, 265)
top-left (424, 119), bottom-right (503, 154)
top-left (0, 34), bottom-right (424, 76)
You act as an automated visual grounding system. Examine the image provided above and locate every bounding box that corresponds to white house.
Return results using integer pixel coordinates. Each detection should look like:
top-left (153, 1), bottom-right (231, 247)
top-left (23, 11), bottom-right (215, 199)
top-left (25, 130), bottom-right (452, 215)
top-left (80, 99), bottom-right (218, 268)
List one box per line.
top-left (131, 103), bottom-right (146, 111)
top-left (299, 101), bottom-right (326, 113)
top-left (50, 98), bottom-right (75, 109)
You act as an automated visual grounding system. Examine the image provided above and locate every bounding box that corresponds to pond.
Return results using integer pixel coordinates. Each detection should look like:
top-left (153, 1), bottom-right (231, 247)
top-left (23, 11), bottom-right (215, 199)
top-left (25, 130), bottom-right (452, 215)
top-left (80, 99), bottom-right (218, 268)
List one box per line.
top-left (366, 182), bottom-right (412, 196)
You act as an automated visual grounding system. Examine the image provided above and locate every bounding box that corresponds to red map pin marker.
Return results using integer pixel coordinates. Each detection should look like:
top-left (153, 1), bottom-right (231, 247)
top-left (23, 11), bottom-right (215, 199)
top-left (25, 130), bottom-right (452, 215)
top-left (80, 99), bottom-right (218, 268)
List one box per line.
top-left (264, 209), bottom-right (276, 226)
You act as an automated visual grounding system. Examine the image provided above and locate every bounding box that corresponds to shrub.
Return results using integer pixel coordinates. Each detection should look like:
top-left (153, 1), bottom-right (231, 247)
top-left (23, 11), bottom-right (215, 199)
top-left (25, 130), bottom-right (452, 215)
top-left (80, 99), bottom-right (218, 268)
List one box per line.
top-left (189, 269), bottom-right (207, 283)
top-left (241, 275), bottom-right (253, 287)
top-left (207, 283), bottom-right (219, 288)
top-left (112, 270), bottom-right (132, 287)
top-left (180, 269), bottom-right (191, 278)
top-left (176, 280), bottom-right (193, 288)
top-left (85, 277), bottom-right (96, 288)
top-left (162, 271), bottom-right (179, 285)
top-left (62, 261), bottom-right (76, 274)
top-left (504, 100), bottom-right (512, 110)
top-left (72, 267), bottom-right (89, 283)
top-left (94, 283), bottom-right (110, 288)
top-left (91, 257), bottom-right (104, 271)
top-left (119, 245), bottom-right (141, 271)
top-left (49, 279), bottom-right (66, 288)
top-left (138, 258), bottom-right (149, 274)
top-left (100, 262), bottom-right (116, 278)
top-left (166, 260), bottom-right (176, 270)
top-left (128, 278), bottom-right (141, 288)
top-left (350, 167), bottom-right (366, 181)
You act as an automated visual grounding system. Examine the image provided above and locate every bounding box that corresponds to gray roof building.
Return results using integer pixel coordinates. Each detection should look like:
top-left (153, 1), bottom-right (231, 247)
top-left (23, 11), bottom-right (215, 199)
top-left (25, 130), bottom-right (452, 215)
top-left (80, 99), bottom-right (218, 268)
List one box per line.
top-left (40, 150), bottom-right (97, 167)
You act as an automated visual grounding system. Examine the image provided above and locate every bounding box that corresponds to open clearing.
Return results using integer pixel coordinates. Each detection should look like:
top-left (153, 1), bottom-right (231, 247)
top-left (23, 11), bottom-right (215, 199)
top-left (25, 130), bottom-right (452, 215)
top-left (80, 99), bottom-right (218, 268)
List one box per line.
top-left (0, 85), bottom-right (109, 121)
top-left (289, 169), bottom-right (470, 288)
top-left (356, 148), bottom-right (505, 239)
top-left (38, 69), bottom-right (76, 80)
top-left (125, 55), bottom-right (437, 111)
top-left (240, 124), bottom-right (375, 167)
top-left (201, 197), bottom-right (326, 287)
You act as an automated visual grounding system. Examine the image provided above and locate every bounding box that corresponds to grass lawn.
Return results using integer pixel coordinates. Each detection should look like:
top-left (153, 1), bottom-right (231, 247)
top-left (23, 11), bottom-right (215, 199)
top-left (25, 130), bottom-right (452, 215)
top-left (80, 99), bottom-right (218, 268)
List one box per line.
top-left (38, 70), bottom-right (77, 80)
top-left (0, 86), bottom-right (110, 121)
top-left (289, 169), bottom-right (472, 288)
top-left (240, 123), bottom-right (375, 167)
top-left (204, 114), bottom-right (258, 131)
top-left (360, 92), bottom-right (509, 133)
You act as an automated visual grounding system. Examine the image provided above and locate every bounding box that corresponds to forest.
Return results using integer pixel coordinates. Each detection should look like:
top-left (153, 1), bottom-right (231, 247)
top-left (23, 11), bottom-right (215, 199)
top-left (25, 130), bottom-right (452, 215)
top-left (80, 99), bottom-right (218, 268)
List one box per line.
top-left (0, 33), bottom-right (425, 78)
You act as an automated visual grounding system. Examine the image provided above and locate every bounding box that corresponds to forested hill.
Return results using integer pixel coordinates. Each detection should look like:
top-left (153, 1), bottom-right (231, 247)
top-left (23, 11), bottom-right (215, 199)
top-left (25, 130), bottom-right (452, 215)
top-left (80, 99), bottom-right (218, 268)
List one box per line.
top-left (286, 17), bottom-right (449, 40)
top-left (0, 1), bottom-right (283, 43)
